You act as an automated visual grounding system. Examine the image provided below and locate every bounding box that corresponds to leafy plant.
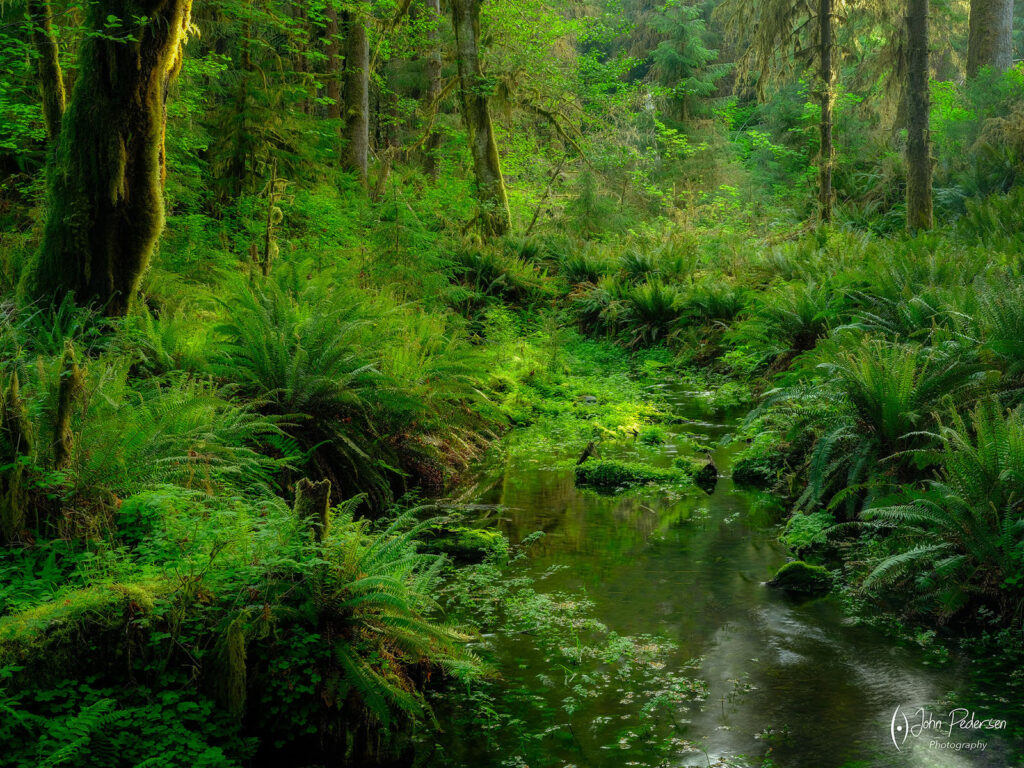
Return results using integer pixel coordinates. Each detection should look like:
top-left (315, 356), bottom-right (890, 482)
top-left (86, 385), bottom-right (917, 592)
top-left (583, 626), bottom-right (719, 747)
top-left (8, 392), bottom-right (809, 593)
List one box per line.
top-left (861, 400), bottom-right (1024, 625)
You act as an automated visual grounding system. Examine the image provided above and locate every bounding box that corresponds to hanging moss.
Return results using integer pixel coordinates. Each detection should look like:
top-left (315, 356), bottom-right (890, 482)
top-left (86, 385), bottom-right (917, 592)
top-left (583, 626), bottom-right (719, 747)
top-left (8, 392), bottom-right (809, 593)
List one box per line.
top-left (27, 0), bottom-right (195, 316)
top-left (210, 614), bottom-right (248, 720)
top-left (0, 373), bottom-right (33, 544)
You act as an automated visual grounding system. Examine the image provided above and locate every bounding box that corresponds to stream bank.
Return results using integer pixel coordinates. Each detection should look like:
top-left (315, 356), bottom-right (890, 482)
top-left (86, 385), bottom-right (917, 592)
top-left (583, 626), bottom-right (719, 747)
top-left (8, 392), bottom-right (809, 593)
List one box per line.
top-left (430, 361), bottom-right (1019, 768)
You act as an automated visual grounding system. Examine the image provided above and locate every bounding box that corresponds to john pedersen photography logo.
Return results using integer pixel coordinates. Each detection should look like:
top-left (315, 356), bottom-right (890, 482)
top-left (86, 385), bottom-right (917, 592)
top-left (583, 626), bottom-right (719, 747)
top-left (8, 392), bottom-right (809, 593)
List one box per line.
top-left (890, 706), bottom-right (1008, 752)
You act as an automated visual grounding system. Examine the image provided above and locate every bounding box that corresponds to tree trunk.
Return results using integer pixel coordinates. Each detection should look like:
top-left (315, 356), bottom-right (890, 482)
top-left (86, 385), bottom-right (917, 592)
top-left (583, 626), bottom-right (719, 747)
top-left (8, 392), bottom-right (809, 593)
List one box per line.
top-left (341, 13), bottom-right (369, 183)
top-left (29, 0), bottom-right (194, 316)
top-left (294, 477), bottom-right (332, 543)
top-left (325, 5), bottom-right (342, 120)
top-left (451, 0), bottom-right (511, 237)
top-left (967, 0), bottom-right (1014, 78)
top-left (423, 0), bottom-right (443, 178)
top-left (0, 373), bottom-right (32, 544)
top-left (26, 0), bottom-right (65, 142)
top-left (817, 0), bottom-right (833, 224)
top-left (906, 0), bottom-right (933, 232)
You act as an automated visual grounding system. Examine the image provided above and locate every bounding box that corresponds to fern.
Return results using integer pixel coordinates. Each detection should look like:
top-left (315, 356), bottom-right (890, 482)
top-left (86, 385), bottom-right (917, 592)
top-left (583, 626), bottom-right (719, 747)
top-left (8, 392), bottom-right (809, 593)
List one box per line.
top-left (861, 399), bottom-right (1024, 624)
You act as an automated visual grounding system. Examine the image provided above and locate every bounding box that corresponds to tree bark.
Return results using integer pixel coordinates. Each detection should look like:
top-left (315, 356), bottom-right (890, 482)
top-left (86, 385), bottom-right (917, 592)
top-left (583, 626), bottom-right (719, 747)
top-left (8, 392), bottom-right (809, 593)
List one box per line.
top-left (451, 0), bottom-right (511, 237)
top-left (294, 477), bottom-right (332, 543)
top-left (906, 0), bottom-right (933, 232)
top-left (0, 373), bottom-right (32, 544)
top-left (817, 0), bottom-right (833, 224)
top-left (29, 0), bottom-right (194, 316)
top-left (341, 13), bottom-right (370, 183)
top-left (26, 0), bottom-right (66, 142)
top-left (325, 4), bottom-right (342, 120)
top-left (423, 0), bottom-right (443, 178)
top-left (967, 0), bottom-right (1014, 79)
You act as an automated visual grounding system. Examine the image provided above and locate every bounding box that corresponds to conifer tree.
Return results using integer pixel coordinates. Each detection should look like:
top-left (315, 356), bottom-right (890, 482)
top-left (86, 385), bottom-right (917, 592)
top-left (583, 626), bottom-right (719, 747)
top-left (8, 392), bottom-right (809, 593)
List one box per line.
top-left (967, 0), bottom-right (1014, 78)
top-left (906, 0), bottom-right (933, 231)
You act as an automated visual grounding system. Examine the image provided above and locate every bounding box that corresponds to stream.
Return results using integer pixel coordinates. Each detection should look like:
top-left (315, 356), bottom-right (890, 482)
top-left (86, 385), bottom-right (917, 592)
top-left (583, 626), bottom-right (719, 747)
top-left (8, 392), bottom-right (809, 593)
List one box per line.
top-left (446, 382), bottom-right (1019, 767)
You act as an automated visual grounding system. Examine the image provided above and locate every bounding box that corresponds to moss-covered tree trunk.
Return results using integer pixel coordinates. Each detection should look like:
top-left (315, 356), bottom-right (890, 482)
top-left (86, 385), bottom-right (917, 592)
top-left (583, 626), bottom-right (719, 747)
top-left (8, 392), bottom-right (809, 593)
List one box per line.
top-left (967, 0), bottom-right (1013, 78)
top-left (451, 0), bottom-right (511, 237)
top-left (422, 0), bottom-right (443, 178)
top-left (817, 0), bottom-right (833, 224)
top-left (26, 0), bottom-right (65, 142)
top-left (0, 374), bottom-right (32, 544)
top-left (29, 0), bottom-right (194, 316)
top-left (325, 4), bottom-right (342, 120)
top-left (341, 13), bottom-right (369, 183)
top-left (906, 0), bottom-right (933, 232)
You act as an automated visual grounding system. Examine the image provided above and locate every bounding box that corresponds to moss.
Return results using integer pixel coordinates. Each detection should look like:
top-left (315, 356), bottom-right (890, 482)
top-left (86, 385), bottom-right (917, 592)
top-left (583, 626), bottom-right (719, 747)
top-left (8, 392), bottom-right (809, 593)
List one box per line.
top-left (672, 455), bottom-right (718, 492)
top-left (767, 560), bottom-right (832, 595)
top-left (29, 0), bottom-right (195, 315)
top-left (420, 525), bottom-right (509, 564)
top-left (574, 459), bottom-right (689, 489)
top-left (0, 580), bottom-right (167, 685)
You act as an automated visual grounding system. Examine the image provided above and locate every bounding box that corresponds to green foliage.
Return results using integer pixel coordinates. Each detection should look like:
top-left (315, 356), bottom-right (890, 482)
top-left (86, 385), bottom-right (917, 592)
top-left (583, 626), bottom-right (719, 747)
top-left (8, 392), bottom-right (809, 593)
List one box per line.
top-left (781, 511), bottom-right (834, 554)
top-left (734, 280), bottom-right (844, 355)
top-left (861, 400), bottom-right (1024, 622)
top-left (574, 459), bottom-right (691, 489)
top-left (624, 279), bottom-right (683, 347)
top-left (790, 337), bottom-right (990, 517)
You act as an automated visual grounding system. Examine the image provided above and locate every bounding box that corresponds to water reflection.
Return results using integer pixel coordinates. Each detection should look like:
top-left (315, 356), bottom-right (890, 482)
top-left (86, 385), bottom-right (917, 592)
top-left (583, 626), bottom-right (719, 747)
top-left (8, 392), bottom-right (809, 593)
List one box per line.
top-left (458, 395), bottom-right (1018, 767)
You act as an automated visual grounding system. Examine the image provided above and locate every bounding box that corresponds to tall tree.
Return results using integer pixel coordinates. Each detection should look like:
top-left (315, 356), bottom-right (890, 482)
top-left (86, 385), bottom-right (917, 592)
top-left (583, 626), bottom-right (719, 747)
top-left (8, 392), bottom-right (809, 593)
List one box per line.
top-left (906, 0), bottom-right (933, 230)
top-left (342, 12), bottom-right (370, 182)
top-left (967, 0), bottom-right (1014, 78)
top-left (325, 4), bottom-right (343, 120)
top-left (818, 0), bottom-right (834, 223)
top-left (450, 0), bottom-right (511, 237)
top-left (422, 0), bottom-right (444, 178)
top-left (29, 0), bottom-right (195, 316)
top-left (715, 0), bottom-right (838, 223)
top-left (25, 0), bottom-right (65, 142)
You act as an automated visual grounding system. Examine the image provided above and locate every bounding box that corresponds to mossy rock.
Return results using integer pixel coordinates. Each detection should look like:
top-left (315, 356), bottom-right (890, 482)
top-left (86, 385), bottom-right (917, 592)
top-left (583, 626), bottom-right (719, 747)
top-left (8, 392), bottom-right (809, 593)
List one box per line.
top-left (420, 525), bottom-right (509, 564)
top-left (574, 460), bottom-right (689, 489)
top-left (767, 561), bottom-right (832, 596)
top-left (674, 456), bottom-right (717, 493)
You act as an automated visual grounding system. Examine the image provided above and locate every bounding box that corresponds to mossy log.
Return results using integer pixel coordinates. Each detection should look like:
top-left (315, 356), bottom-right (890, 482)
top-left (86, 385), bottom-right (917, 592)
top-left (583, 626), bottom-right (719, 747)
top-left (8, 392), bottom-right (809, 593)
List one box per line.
top-left (0, 581), bottom-right (166, 686)
top-left (574, 459), bottom-right (690, 489)
top-left (29, 0), bottom-right (194, 316)
top-left (420, 524), bottom-right (509, 564)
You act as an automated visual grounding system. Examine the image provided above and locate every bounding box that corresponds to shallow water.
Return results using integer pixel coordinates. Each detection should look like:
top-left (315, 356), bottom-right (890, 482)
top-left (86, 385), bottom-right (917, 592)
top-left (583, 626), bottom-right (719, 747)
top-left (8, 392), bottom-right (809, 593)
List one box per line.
top-left (452, 386), bottom-right (1019, 767)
